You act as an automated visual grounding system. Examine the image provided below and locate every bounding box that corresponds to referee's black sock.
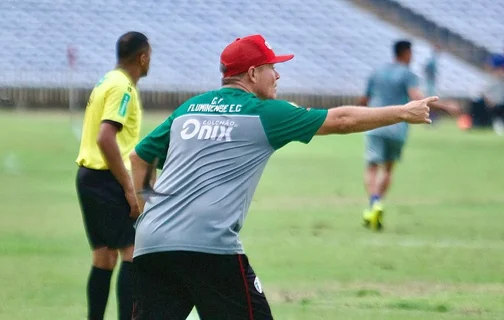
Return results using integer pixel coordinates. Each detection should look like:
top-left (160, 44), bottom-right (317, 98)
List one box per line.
top-left (87, 266), bottom-right (113, 320)
top-left (117, 261), bottom-right (134, 320)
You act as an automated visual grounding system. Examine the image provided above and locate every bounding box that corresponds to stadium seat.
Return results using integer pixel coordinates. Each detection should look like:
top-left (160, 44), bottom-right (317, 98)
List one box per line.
top-left (391, 0), bottom-right (504, 53)
top-left (0, 0), bottom-right (494, 97)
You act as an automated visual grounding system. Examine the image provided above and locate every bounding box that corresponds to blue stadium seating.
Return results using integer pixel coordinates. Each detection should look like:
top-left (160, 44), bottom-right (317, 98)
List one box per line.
top-left (0, 0), bottom-right (494, 97)
top-left (391, 0), bottom-right (504, 54)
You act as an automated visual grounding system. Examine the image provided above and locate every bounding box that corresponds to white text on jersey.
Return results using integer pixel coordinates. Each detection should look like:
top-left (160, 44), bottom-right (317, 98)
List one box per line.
top-left (180, 119), bottom-right (237, 141)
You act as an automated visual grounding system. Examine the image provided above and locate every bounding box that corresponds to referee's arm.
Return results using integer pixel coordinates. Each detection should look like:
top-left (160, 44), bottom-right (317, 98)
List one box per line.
top-left (97, 122), bottom-right (131, 188)
top-left (97, 122), bottom-right (140, 218)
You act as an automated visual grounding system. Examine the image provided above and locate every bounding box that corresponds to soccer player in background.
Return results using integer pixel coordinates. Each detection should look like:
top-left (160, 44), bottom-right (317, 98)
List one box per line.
top-left (424, 44), bottom-right (440, 97)
top-left (75, 32), bottom-right (151, 320)
top-left (424, 44), bottom-right (442, 124)
top-left (129, 34), bottom-right (436, 320)
top-left (359, 40), bottom-right (460, 231)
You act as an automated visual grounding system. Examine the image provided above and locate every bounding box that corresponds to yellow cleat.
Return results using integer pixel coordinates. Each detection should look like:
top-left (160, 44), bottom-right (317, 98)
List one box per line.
top-left (362, 209), bottom-right (372, 228)
top-left (362, 201), bottom-right (384, 231)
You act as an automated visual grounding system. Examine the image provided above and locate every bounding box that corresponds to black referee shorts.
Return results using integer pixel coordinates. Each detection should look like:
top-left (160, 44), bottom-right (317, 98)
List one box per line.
top-left (132, 251), bottom-right (274, 320)
top-left (75, 166), bottom-right (135, 249)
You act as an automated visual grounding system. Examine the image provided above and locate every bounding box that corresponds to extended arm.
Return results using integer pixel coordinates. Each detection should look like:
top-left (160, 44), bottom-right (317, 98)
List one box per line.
top-left (316, 97), bottom-right (436, 135)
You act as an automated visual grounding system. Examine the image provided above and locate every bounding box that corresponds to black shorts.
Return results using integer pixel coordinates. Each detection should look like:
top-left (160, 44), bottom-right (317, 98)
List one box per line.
top-left (133, 251), bottom-right (273, 320)
top-left (75, 166), bottom-right (135, 249)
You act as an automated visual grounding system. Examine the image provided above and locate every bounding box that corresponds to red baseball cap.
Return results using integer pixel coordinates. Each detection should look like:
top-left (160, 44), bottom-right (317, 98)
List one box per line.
top-left (220, 34), bottom-right (294, 77)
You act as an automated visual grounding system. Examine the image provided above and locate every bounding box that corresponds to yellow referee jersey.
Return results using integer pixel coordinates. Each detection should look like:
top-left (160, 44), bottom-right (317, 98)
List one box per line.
top-left (76, 69), bottom-right (143, 170)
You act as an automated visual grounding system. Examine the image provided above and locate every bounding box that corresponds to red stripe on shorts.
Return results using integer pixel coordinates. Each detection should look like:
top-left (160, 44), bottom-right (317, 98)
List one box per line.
top-left (238, 255), bottom-right (254, 320)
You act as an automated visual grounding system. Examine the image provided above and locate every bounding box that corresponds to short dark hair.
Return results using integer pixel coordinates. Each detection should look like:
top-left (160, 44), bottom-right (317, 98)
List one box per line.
top-left (219, 63), bottom-right (228, 74)
top-left (394, 40), bottom-right (411, 57)
top-left (116, 31), bottom-right (149, 61)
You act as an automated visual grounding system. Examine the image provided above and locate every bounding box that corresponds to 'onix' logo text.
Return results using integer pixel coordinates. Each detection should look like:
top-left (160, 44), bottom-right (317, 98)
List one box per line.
top-left (180, 119), bottom-right (235, 141)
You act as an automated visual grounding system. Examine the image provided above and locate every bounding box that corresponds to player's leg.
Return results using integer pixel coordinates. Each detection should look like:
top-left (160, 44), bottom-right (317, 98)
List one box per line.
top-left (376, 161), bottom-right (395, 199)
top-left (76, 167), bottom-right (118, 319)
top-left (367, 138), bottom-right (404, 230)
top-left (366, 139), bottom-right (404, 230)
top-left (105, 173), bottom-right (137, 320)
top-left (378, 138), bottom-right (405, 199)
top-left (89, 247), bottom-right (118, 320)
top-left (366, 162), bottom-right (394, 231)
top-left (185, 252), bottom-right (273, 320)
top-left (364, 135), bottom-right (386, 207)
top-left (365, 185), bottom-right (384, 231)
top-left (117, 245), bottom-right (134, 320)
top-left (365, 163), bottom-right (380, 206)
top-left (132, 252), bottom-right (194, 320)
top-left (363, 135), bottom-right (386, 229)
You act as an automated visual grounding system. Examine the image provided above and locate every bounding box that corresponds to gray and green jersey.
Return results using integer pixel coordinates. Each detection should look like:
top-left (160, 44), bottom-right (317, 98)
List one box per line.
top-left (365, 63), bottom-right (419, 142)
top-left (133, 88), bottom-right (327, 257)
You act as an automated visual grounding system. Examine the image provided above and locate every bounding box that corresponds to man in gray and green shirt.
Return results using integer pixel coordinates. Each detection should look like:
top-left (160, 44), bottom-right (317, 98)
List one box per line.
top-left (130, 34), bottom-right (436, 320)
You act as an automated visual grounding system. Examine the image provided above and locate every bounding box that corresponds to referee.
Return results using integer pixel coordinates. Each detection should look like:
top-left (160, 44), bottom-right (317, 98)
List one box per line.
top-left (129, 34), bottom-right (434, 320)
top-left (75, 31), bottom-right (151, 320)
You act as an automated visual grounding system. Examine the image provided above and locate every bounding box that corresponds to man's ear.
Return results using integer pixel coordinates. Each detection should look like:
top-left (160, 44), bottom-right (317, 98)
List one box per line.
top-left (247, 67), bottom-right (256, 83)
top-left (139, 53), bottom-right (147, 66)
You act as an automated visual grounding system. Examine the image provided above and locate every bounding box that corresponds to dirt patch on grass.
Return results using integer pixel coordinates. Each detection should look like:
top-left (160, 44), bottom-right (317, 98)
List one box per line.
top-left (337, 281), bottom-right (504, 297)
top-left (265, 281), bottom-right (502, 316)
top-left (265, 281), bottom-right (504, 303)
top-left (459, 306), bottom-right (486, 316)
top-left (266, 288), bottom-right (318, 304)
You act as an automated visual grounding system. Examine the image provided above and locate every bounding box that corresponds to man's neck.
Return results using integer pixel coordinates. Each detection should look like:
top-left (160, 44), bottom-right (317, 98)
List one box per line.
top-left (221, 82), bottom-right (252, 94)
top-left (395, 59), bottom-right (409, 66)
top-left (116, 64), bottom-right (139, 85)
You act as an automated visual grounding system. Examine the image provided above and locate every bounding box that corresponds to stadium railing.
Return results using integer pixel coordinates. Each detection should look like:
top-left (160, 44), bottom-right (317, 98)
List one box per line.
top-left (0, 86), bottom-right (470, 113)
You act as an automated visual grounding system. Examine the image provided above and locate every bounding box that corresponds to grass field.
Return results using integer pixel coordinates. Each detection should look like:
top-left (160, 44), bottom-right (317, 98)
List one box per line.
top-left (0, 110), bottom-right (503, 320)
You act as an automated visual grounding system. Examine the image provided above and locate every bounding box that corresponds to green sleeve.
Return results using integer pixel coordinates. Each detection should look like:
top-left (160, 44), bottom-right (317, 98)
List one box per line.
top-left (405, 70), bottom-right (419, 89)
top-left (259, 100), bottom-right (328, 150)
top-left (135, 114), bottom-right (174, 169)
